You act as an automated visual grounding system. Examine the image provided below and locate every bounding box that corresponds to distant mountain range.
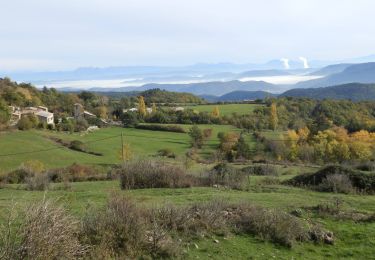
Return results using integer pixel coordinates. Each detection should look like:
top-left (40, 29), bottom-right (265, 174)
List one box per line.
top-left (89, 80), bottom-right (279, 96)
top-left (4, 56), bottom-right (375, 98)
top-left (295, 62), bottom-right (375, 88)
top-left (200, 91), bottom-right (276, 102)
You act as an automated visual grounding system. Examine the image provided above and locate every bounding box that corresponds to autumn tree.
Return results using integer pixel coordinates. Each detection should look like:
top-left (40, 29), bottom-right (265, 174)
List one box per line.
top-left (152, 102), bottom-right (157, 113)
top-left (269, 103), bottom-right (278, 131)
top-left (94, 106), bottom-right (108, 119)
top-left (119, 143), bottom-right (133, 162)
top-left (212, 106), bottom-right (220, 117)
top-left (138, 96), bottom-right (146, 117)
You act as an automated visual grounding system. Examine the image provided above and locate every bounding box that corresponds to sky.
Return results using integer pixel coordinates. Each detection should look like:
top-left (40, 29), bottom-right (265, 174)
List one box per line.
top-left (1, 0), bottom-right (375, 71)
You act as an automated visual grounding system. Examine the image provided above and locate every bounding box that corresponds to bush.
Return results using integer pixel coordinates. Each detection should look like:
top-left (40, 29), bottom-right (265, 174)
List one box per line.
top-left (7, 199), bottom-right (87, 259)
top-left (235, 205), bottom-right (309, 248)
top-left (157, 148), bottom-right (176, 158)
top-left (355, 162), bottom-right (375, 171)
top-left (69, 140), bottom-right (86, 152)
top-left (17, 115), bottom-right (39, 130)
top-left (209, 163), bottom-right (248, 190)
top-left (119, 160), bottom-right (198, 189)
top-left (81, 194), bottom-right (145, 258)
top-left (241, 164), bottom-right (278, 176)
top-left (48, 163), bottom-right (106, 182)
top-left (318, 174), bottom-right (354, 194)
top-left (135, 124), bottom-right (185, 133)
top-left (286, 165), bottom-right (375, 193)
top-left (25, 172), bottom-right (50, 191)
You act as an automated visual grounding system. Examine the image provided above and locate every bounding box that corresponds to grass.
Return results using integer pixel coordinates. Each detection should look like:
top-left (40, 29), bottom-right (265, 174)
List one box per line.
top-left (1, 179), bottom-right (375, 259)
top-left (0, 125), bottom-right (249, 172)
top-left (184, 103), bottom-right (263, 116)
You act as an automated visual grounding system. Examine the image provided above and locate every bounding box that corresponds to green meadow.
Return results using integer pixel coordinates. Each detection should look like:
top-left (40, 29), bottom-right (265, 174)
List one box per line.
top-left (0, 125), bottom-right (247, 172)
top-left (184, 103), bottom-right (263, 116)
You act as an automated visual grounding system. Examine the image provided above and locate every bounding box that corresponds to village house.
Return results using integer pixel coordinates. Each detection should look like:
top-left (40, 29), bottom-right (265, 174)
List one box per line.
top-left (35, 110), bottom-right (54, 125)
top-left (173, 107), bottom-right (185, 112)
top-left (9, 105), bottom-right (54, 126)
top-left (74, 103), bottom-right (96, 120)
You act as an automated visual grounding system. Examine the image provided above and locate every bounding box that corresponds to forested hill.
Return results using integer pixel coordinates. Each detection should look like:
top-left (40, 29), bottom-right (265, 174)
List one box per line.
top-left (281, 83), bottom-right (375, 101)
top-left (134, 89), bottom-right (205, 104)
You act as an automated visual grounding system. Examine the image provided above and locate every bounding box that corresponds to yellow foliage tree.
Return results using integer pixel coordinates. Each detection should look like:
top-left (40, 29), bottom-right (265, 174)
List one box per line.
top-left (285, 130), bottom-right (299, 161)
top-left (212, 106), bottom-right (220, 117)
top-left (297, 126), bottom-right (310, 144)
top-left (138, 96), bottom-right (146, 117)
top-left (94, 106), bottom-right (108, 119)
top-left (22, 160), bottom-right (45, 174)
top-left (269, 103), bottom-right (278, 131)
top-left (152, 103), bottom-right (157, 113)
top-left (119, 143), bottom-right (133, 162)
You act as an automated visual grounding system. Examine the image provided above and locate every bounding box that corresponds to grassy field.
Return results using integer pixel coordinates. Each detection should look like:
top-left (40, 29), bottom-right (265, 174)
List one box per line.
top-left (184, 103), bottom-right (263, 116)
top-left (1, 178), bottom-right (375, 259)
top-left (0, 125), bottom-right (248, 172)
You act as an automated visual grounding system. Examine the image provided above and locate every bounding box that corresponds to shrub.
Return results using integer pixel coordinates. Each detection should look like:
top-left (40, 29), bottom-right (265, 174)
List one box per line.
top-left (235, 205), bottom-right (309, 248)
top-left (15, 199), bottom-right (87, 259)
top-left (241, 164), bottom-right (278, 176)
top-left (259, 176), bottom-right (281, 185)
top-left (355, 162), bottom-right (375, 171)
top-left (81, 194), bottom-right (145, 258)
top-left (17, 115), bottom-right (38, 130)
top-left (69, 140), bottom-right (86, 152)
top-left (48, 163), bottom-right (106, 182)
top-left (208, 163), bottom-right (248, 190)
top-left (318, 174), bottom-right (354, 194)
top-left (157, 148), bottom-right (176, 158)
top-left (25, 172), bottom-right (50, 191)
top-left (119, 160), bottom-right (198, 189)
top-left (286, 165), bottom-right (375, 193)
top-left (135, 124), bottom-right (185, 133)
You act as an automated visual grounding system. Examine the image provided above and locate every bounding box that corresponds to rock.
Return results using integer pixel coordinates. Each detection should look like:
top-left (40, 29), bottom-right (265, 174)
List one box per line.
top-left (213, 239), bottom-right (219, 243)
top-left (324, 232), bottom-right (334, 245)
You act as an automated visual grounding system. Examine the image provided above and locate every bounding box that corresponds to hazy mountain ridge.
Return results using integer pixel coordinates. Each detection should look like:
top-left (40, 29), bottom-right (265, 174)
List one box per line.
top-left (281, 83), bottom-right (375, 101)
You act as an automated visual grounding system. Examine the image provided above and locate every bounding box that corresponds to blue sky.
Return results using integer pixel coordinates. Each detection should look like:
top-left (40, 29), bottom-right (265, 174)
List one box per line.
top-left (1, 0), bottom-right (375, 71)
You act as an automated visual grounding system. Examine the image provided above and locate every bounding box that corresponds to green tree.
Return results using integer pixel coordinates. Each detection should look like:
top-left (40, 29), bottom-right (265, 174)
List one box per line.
top-left (188, 125), bottom-right (204, 148)
top-left (236, 134), bottom-right (251, 159)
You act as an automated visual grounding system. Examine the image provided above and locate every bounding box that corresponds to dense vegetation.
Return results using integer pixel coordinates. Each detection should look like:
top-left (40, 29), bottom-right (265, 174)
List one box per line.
top-left (282, 83), bottom-right (375, 101)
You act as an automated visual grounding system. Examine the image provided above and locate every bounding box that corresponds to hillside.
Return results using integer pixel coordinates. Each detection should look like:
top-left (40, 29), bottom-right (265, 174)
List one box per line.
top-left (309, 63), bottom-right (352, 76)
top-left (203, 90), bottom-right (275, 102)
top-left (281, 83), bottom-right (375, 101)
top-left (295, 62), bottom-right (375, 88)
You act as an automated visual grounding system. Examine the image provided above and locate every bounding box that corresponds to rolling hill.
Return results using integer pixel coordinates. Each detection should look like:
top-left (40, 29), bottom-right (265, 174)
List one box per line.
top-left (202, 90), bottom-right (275, 102)
top-left (281, 83), bottom-right (375, 101)
top-left (295, 62), bottom-right (375, 88)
